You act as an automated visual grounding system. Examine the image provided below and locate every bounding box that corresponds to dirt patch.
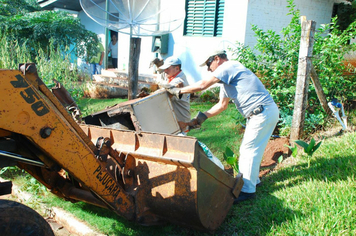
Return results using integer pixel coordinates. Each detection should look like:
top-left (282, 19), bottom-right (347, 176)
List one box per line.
top-left (258, 123), bottom-right (355, 177)
top-left (259, 137), bottom-right (290, 177)
top-left (224, 137), bottom-right (291, 177)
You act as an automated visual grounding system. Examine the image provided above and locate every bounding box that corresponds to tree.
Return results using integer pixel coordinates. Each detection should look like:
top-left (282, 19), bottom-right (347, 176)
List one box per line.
top-left (0, 0), bottom-right (99, 60)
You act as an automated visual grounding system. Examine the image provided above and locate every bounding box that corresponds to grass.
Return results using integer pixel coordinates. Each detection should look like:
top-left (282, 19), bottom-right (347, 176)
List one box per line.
top-left (188, 101), bottom-right (245, 162)
top-left (1, 98), bottom-right (356, 235)
top-left (224, 132), bottom-right (356, 236)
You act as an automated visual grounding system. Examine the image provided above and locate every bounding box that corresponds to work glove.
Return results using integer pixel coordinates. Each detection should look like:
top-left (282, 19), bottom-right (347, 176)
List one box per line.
top-left (188, 111), bottom-right (208, 129)
top-left (161, 84), bottom-right (182, 99)
top-left (167, 87), bottom-right (182, 99)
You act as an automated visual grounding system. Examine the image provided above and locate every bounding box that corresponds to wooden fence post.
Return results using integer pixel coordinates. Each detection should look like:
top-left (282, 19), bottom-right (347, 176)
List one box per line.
top-left (290, 16), bottom-right (316, 142)
top-left (310, 66), bottom-right (333, 116)
top-left (128, 37), bottom-right (141, 100)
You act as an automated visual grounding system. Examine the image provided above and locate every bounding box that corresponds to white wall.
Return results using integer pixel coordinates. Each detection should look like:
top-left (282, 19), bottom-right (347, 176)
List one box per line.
top-left (156, 0), bottom-right (250, 84)
top-left (245, 0), bottom-right (335, 48)
top-left (78, 0), bottom-right (337, 84)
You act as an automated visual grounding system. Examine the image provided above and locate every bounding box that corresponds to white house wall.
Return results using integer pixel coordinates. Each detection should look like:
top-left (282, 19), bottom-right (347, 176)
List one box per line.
top-left (245, 0), bottom-right (336, 48)
top-left (78, 0), bottom-right (337, 84)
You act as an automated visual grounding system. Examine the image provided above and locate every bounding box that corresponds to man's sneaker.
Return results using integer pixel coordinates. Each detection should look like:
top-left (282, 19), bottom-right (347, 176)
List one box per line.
top-left (233, 191), bottom-right (256, 204)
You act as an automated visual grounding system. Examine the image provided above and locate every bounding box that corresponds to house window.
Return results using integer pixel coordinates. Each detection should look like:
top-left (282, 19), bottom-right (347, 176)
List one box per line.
top-left (184, 0), bottom-right (225, 37)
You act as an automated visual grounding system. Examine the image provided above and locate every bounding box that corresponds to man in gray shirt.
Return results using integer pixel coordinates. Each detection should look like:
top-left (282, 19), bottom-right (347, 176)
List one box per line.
top-left (168, 50), bottom-right (279, 203)
top-left (159, 56), bottom-right (191, 134)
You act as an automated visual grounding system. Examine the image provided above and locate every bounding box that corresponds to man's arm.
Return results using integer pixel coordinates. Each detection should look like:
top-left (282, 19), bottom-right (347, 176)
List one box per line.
top-left (167, 75), bottom-right (220, 99)
top-left (204, 96), bottom-right (229, 118)
top-left (180, 76), bottom-right (220, 94)
top-left (187, 96), bottom-right (229, 129)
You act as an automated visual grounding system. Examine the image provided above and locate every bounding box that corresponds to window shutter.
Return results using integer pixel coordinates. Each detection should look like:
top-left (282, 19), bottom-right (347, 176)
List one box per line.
top-left (184, 0), bottom-right (225, 37)
top-left (216, 0), bottom-right (224, 36)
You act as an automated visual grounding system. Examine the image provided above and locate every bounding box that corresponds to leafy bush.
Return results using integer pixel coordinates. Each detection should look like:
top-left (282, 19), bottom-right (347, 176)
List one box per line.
top-left (295, 137), bottom-right (323, 168)
top-left (195, 86), bottom-right (220, 102)
top-left (0, 0), bottom-right (94, 99)
top-left (231, 0), bottom-right (356, 136)
top-left (35, 42), bottom-right (86, 99)
top-left (0, 32), bottom-right (32, 69)
top-left (0, 0), bottom-right (99, 61)
top-left (0, 31), bottom-right (86, 99)
top-left (223, 146), bottom-right (238, 175)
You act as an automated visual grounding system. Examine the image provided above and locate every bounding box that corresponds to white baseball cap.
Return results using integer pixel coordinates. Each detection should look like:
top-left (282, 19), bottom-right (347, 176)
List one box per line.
top-left (200, 49), bottom-right (227, 67)
top-left (159, 56), bottom-right (182, 69)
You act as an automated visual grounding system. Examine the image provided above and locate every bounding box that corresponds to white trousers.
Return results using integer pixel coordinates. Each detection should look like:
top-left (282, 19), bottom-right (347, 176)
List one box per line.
top-left (239, 103), bottom-right (279, 193)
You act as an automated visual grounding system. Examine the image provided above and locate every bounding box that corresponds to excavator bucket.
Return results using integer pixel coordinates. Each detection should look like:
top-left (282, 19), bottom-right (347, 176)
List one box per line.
top-left (0, 64), bottom-right (243, 232)
top-left (81, 124), bottom-right (243, 231)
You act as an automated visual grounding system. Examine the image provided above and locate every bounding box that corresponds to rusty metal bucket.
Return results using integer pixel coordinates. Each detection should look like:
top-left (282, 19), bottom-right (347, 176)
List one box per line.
top-left (81, 124), bottom-right (243, 231)
top-left (81, 90), bottom-right (243, 231)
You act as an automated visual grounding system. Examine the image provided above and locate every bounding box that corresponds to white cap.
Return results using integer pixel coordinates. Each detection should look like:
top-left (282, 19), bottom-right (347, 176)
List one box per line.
top-left (159, 56), bottom-right (182, 69)
top-left (200, 49), bottom-right (226, 67)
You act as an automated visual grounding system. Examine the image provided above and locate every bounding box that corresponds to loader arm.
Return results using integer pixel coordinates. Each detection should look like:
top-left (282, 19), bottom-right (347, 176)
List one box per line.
top-left (0, 64), bottom-right (135, 219)
top-left (0, 64), bottom-right (243, 232)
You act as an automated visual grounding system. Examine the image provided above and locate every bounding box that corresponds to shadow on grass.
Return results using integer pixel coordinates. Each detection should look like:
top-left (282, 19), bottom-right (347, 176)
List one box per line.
top-left (207, 152), bottom-right (355, 235)
top-left (73, 202), bottom-right (211, 236)
top-left (217, 193), bottom-right (297, 236)
top-left (195, 152), bottom-right (354, 235)
top-left (267, 153), bottom-right (355, 190)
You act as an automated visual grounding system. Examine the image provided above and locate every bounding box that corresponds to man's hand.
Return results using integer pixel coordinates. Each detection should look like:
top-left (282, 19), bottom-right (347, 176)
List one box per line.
top-left (176, 82), bottom-right (184, 88)
top-left (166, 87), bottom-right (182, 99)
top-left (160, 84), bottom-right (182, 99)
top-left (188, 111), bottom-right (208, 129)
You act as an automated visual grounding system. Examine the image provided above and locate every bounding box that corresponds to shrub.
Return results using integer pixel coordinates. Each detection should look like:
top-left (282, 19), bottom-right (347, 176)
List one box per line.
top-left (195, 86), bottom-right (220, 102)
top-left (0, 31), bottom-right (86, 99)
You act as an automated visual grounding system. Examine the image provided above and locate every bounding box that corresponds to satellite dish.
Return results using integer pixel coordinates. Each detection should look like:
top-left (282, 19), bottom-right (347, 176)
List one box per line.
top-left (79, 0), bottom-right (185, 37)
top-left (80, 0), bottom-right (185, 99)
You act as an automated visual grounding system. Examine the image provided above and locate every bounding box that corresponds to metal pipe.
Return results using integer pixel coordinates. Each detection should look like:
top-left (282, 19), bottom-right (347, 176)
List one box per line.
top-left (0, 150), bottom-right (45, 167)
top-left (60, 183), bottom-right (108, 209)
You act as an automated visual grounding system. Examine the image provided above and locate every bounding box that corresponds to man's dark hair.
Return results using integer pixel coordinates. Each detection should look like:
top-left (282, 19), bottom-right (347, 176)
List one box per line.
top-left (216, 53), bottom-right (227, 60)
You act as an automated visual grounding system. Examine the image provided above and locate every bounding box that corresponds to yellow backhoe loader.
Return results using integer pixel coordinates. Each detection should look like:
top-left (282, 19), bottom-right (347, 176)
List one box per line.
top-left (0, 64), bottom-right (243, 235)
